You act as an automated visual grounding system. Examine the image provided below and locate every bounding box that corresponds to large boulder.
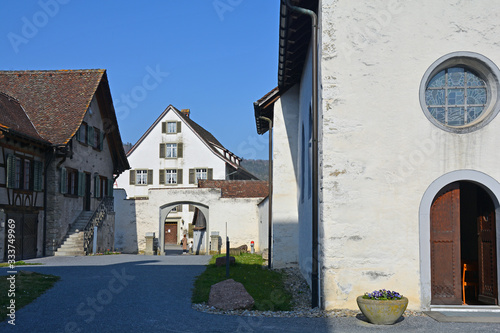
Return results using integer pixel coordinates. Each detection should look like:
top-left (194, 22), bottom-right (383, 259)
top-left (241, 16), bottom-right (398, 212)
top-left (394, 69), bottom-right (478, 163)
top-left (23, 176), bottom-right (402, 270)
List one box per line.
top-left (215, 256), bottom-right (235, 267)
top-left (208, 279), bottom-right (255, 310)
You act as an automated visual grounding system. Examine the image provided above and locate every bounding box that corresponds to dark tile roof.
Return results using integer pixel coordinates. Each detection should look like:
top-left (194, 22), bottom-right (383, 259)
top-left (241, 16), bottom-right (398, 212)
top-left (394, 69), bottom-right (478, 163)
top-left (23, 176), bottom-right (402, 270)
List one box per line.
top-left (198, 180), bottom-right (269, 198)
top-left (0, 69), bottom-right (104, 145)
top-left (0, 92), bottom-right (48, 143)
top-left (176, 109), bottom-right (223, 148)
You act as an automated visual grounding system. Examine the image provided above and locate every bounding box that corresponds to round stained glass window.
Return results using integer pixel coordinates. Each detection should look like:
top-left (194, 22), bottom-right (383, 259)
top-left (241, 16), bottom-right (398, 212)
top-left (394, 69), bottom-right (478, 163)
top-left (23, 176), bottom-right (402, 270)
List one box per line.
top-left (420, 52), bottom-right (500, 133)
top-left (425, 67), bottom-right (487, 126)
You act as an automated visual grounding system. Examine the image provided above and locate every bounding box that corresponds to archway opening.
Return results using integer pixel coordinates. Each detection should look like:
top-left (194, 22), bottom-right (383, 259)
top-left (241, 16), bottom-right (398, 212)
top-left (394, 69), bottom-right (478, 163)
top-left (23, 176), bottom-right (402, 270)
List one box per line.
top-left (430, 181), bottom-right (498, 305)
top-left (160, 202), bottom-right (209, 255)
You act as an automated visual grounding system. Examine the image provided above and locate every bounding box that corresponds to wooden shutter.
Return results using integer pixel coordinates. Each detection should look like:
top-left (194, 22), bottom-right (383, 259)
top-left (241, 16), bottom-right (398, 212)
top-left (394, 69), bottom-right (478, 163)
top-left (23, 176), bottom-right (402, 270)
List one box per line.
top-left (159, 143), bottom-right (166, 158)
top-left (189, 204), bottom-right (195, 212)
top-left (147, 170), bottom-right (153, 185)
top-left (208, 168), bottom-right (213, 180)
top-left (88, 126), bottom-right (94, 147)
top-left (6, 154), bottom-right (16, 188)
top-left (177, 169), bottom-right (183, 184)
top-left (477, 192), bottom-right (498, 304)
top-left (108, 179), bottom-right (114, 197)
top-left (177, 121), bottom-right (181, 133)
top-left (94, 175), bottom-right (100, 198)
top-left (60, 167), bottom-right (68, 194)
top-left (78, 172), bottom-right (85, 197)
top-left (98, 129), bottom-right (104, 150)
top-left (129, 170), bottom-right (136, 185)
top-left (430, 183), bottom-right (462, 305)
top-left (177, 143), bottom-right (183, 158)
top-left (33, 160), bottom-right (43, 192)
top-left (189, 169), bottom-right (195, 184)
top-left (177, 204), bottom-right (183, 212)
top-left (162, 122), bottom-right (166, 133)
top-left (159, 169), bottom-right (165, 185)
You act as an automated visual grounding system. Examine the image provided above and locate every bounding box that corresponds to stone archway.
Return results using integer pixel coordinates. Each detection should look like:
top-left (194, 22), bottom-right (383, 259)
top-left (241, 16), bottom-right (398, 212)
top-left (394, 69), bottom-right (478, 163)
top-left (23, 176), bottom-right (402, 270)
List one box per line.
top-left (159, 201), bottom-right (209, 255)
top-left (419, 170), bottom-right (500, 309)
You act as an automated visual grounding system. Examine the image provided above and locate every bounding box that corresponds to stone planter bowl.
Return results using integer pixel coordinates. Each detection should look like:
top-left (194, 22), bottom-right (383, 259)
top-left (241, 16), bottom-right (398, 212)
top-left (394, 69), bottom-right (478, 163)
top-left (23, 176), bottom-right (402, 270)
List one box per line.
top-left (356, 296), bottom-right (409, 325)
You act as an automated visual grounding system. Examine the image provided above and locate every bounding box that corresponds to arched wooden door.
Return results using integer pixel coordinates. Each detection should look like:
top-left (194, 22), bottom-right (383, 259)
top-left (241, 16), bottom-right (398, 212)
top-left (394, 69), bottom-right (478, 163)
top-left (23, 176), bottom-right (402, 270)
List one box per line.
top-left (430, 183), bottom-right (462, 304)
top-left (430, 182), bottom-right (498, 305)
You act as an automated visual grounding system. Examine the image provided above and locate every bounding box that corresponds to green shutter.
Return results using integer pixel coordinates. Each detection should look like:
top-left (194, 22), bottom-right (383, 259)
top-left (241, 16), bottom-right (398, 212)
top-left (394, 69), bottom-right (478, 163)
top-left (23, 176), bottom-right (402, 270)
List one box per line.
top-left (176, 121), bottom-right (181, 133)
top-left (159, 169), bottom-right (165, 185)
top-left (159, 143), bottom-right (165, 158)
top-left (77, 172), bottom-right (84, 197)
top-left (189, 169), bottom-right (195, 184)
top-left (177, 169), bottom-right (183, 184)
top-left (129, 170), bottom-right (136, 185)
top-left (177, 143), bottom-right (183, 158)
top-left (33, 160), bottom-right (43, 192)
top-left (60, 167), bottom-right (67, 194)
top-left (162, 122), bottom-right (166, 133)
top-left (94, 175), bottom-right (100, 198)
top-left (147, 170), bottom-right (153, 185)
top-left (108, 179), bottom-right (114, 197)
top-left (189, 204), bottom-right (195, 212)
top-left (6, 154), bottom-right (16, 188)
top-left (208, 168), bottom-right (213, 180)
top-left (89, 126), bottom-right (95, 147)
top-left (177, 204), bottom-right (183, 212)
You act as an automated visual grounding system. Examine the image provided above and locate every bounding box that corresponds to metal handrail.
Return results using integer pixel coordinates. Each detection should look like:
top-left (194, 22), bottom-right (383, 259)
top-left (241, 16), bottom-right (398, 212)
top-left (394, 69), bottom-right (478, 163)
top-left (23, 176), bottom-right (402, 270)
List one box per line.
top-left (83, 196), bottom-right (114, 255)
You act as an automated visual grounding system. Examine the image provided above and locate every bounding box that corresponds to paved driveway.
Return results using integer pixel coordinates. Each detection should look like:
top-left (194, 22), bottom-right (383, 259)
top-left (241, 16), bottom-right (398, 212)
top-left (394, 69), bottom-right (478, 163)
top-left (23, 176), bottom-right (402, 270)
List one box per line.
top-left (1, 255), bottom-right (500, 333)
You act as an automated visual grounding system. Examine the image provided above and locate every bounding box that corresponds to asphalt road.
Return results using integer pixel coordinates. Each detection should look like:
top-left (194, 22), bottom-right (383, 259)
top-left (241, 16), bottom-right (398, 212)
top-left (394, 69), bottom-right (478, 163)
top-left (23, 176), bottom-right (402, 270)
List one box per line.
top-left (1, 254), bottom-right (500, 333)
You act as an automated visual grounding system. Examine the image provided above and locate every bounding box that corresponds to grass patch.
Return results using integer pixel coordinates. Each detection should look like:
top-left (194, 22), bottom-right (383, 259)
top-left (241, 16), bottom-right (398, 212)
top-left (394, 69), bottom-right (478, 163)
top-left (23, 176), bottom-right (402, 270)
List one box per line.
top-left (192, 253), bottom-right (292, 311)
top-left (0, 272), bottom-right (60, 322)
top-left (0, 261), bottom-right (42, 268)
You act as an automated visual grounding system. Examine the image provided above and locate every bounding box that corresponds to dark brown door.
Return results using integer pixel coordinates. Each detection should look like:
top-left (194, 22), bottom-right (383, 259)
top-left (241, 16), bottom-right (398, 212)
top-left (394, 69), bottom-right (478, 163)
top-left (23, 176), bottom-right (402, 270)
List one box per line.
top-left (4, 212), bottom-right (37, 261)
top-left (477, 193), bottom-right (498, 305)
top-left (430, 183), bottom-right (462, 305)
top-left (164, 222), bottom-right (178, 245)
top-left (84, 173), bottom-right (91, 211)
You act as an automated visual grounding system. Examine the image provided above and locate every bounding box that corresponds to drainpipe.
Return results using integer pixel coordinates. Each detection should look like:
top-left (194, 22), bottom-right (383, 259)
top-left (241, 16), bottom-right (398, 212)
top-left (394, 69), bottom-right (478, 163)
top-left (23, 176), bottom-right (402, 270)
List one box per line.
top-left (259, 116), bottom-right (273, 269)
top-left (285, 0), bottom-right (320, 308)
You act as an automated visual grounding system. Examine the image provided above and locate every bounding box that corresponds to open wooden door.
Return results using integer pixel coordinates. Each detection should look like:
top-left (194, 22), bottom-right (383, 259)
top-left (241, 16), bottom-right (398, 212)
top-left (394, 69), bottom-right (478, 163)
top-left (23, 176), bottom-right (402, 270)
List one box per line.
top-left (477, 193), bottom-right (498, 305)
top-left (430, 183), bottom-right (462, 304)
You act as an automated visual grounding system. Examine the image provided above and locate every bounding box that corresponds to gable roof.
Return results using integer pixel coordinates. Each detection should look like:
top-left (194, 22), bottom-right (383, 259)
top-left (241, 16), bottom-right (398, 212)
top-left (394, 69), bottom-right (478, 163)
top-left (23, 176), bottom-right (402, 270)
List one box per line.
top-left (0, 92), bottom-right (49, 144)
top-left (0, 69), bottom-right (130, 174)
top-left (0, 69), bottom-right (104, 145)
top-left (128, 105), bottom-right (254, 175)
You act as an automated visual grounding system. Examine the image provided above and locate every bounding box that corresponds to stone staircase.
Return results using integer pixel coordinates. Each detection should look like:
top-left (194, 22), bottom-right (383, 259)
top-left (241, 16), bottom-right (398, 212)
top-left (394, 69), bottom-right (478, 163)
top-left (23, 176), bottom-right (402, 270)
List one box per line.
top-left (54, 211), bottom-right (93, 256)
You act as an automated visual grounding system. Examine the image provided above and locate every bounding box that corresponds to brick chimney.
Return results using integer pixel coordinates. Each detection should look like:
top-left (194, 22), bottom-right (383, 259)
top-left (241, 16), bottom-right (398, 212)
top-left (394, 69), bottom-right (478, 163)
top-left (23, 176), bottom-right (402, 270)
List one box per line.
top-left (181, 109), bottom-right (190, 118)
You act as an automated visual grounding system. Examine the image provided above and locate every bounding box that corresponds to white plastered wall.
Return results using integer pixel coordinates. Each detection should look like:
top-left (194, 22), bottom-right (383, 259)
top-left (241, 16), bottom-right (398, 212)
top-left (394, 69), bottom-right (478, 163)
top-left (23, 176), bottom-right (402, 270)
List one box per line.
top-left (320, 0), bottom-right (500, 310)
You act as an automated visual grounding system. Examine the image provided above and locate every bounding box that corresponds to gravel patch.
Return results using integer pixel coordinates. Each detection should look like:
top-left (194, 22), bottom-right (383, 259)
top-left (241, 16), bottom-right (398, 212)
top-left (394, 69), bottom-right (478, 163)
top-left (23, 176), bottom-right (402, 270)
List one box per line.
top-left (193, 266), bottom-right (425, 318)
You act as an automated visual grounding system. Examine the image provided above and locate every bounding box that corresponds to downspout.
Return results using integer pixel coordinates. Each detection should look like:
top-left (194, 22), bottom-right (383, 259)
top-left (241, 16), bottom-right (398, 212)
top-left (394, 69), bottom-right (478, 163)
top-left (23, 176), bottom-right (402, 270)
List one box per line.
top-left (285, 0), bottom-right (320, 308)
top-left (259, 116), bottom-right (273, 269)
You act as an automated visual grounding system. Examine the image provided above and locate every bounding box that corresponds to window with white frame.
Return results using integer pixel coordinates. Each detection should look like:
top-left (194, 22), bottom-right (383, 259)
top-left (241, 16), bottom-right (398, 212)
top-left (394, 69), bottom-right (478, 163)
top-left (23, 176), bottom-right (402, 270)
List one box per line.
top-left (166, 143), bottom-right (177, 158)
top-left (165, 169), bottom-right (177, 184)
top-left (136, 170), bottom-right (148, 185)
top-left (196, 168), bottom-right (207, 183)
top-left (167, 122), bottom-right (177, 133)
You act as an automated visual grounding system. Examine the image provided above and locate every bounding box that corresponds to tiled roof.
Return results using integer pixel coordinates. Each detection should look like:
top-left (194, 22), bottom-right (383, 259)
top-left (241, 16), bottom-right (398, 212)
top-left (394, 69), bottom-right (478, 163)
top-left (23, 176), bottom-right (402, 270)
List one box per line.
top-left (0, 69), bottom-right (104, 145)
top-left (198, 180), bottom-right (269, 198)
top-left (0, 92), bottom-right (48, 143)
top-left (176, 109), bottom-right (223, 148)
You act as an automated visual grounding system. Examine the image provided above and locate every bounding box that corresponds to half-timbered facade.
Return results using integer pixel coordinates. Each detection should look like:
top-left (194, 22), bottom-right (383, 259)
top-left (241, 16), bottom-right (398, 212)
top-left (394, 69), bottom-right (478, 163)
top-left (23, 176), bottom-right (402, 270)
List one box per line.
top-left (0, 69), bottom-right (129, 259)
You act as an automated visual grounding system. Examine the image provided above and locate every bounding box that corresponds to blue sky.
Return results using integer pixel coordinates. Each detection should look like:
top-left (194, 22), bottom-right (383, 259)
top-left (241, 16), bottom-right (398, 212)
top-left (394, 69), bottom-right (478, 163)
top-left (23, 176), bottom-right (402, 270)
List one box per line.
top-left (0, 0), bottom-right (279, 160)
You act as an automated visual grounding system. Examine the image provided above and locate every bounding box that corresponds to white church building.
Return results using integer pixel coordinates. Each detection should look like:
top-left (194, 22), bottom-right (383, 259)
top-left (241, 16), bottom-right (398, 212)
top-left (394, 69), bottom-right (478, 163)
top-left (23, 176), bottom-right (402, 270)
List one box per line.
top-left (254, 0), bottom-right (500, 311)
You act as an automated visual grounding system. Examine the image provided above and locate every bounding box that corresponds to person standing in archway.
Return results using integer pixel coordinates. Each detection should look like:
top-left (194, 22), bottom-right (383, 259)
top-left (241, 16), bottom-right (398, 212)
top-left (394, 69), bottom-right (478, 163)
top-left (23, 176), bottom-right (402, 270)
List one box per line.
top-left (181, 234), bottom-right (188, 254)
